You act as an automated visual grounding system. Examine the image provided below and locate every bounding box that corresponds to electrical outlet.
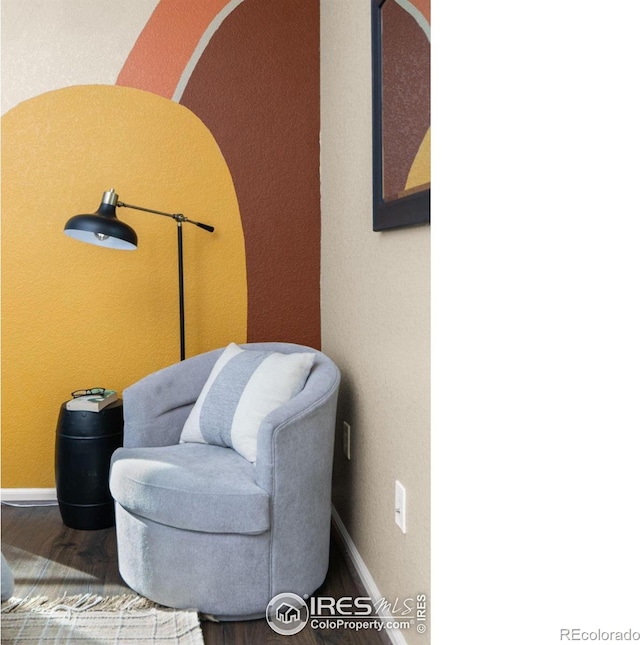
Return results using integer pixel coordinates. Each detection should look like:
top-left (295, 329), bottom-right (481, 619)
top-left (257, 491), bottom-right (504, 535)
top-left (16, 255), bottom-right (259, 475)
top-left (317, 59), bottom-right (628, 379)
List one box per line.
top-left (342, 421), bottom-right (351, 460)
top-left (395, 481), bottom-right (407, 533)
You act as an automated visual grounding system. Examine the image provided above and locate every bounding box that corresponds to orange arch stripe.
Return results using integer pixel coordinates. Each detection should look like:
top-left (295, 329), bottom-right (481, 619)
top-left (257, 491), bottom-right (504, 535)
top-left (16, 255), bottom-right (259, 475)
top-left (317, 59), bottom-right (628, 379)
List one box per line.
top-left (117, 0), bottom-right (233, 98)
top-left (412, 0), bottom-right (430, 22)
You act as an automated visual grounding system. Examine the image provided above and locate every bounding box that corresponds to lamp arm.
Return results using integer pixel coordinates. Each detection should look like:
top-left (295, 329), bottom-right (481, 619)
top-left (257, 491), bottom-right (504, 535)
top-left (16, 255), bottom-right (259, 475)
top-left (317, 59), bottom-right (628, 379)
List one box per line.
top-left (185, 218), bottom-right (215, 233)
top-left (117, 201), bottom-right (214, 233)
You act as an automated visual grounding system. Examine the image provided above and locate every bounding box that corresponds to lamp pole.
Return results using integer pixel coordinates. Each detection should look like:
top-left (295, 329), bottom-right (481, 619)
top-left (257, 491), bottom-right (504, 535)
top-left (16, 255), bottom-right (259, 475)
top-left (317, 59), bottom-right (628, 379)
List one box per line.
top-left (115, 198), bottom-right (214, 361)
top-left (177, 221), bottom-right (185, 361)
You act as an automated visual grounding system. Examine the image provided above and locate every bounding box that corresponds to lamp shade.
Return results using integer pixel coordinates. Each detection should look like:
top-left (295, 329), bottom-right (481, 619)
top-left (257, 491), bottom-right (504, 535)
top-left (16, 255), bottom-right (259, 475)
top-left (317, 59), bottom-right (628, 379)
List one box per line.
top-left (64, 190), bottom-right (137, 250)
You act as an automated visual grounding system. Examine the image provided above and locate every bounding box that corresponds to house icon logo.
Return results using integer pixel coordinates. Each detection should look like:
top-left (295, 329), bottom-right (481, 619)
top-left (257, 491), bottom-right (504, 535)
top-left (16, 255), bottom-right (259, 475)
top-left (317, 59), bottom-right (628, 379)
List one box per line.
top-left (266, 592), bottom-right (309, 635)
top-left (276, 601), bottom-right (301, 624)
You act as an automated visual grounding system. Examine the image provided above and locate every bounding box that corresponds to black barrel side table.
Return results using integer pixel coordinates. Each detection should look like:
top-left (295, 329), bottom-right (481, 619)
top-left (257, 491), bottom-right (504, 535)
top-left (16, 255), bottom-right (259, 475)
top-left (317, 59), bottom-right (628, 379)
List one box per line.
top-left (55, 399), bottom-right (123, 530)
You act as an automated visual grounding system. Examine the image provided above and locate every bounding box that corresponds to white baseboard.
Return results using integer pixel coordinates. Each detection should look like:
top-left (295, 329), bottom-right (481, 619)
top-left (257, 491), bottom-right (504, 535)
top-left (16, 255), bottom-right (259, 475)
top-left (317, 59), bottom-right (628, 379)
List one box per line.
top-left (1, 488), bottom-right (58, 503)
top-left (331, 506), bottom-right (409, 645)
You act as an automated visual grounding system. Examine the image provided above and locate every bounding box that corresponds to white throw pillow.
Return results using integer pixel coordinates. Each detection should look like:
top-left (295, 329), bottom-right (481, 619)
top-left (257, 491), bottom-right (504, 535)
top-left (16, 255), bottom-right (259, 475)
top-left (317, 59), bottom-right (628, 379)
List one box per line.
top-left (180, 343), bottom-right (315, 462)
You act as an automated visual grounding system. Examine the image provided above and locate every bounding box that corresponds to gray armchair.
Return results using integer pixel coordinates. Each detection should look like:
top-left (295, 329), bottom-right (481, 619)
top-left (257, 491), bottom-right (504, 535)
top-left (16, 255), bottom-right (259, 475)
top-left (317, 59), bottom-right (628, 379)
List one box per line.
top-left (109, 342), bottom-right (340, 620)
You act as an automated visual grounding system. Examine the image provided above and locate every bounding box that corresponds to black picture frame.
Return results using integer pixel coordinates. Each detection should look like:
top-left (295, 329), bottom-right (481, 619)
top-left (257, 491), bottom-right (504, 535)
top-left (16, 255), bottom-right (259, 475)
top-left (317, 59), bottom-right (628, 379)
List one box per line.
top-left (372, 0), bottom-right (430, 231)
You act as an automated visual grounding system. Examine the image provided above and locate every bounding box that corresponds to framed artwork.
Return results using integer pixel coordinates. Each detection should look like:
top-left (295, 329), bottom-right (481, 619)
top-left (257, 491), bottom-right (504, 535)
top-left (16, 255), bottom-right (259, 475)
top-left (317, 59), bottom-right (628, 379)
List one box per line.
top-left (372, 0), bottom-right (430, 230)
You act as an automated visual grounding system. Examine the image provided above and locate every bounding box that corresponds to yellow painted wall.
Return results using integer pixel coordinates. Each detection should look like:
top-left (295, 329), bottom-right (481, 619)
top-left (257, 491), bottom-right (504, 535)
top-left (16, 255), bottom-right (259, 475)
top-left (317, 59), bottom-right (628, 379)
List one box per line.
top-left (1, 85), bottom-right (247, 488)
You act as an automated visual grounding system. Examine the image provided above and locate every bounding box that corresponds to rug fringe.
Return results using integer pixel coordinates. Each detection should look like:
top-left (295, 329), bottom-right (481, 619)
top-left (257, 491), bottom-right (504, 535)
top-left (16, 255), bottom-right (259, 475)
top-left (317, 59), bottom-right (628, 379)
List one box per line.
top-left (1, 593), bottom-right (160, 614)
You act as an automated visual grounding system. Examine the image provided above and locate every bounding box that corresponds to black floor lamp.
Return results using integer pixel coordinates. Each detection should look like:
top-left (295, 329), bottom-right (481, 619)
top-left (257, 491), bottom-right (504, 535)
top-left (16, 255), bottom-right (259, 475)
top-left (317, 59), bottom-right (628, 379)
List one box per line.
top-left (63, 189), bottom-right (214, 361)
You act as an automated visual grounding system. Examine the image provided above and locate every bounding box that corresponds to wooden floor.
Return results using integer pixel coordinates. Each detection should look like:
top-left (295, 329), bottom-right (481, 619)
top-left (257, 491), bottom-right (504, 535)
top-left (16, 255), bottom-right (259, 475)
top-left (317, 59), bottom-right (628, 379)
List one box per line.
top-left (1, 504), bottom-right (391, 645)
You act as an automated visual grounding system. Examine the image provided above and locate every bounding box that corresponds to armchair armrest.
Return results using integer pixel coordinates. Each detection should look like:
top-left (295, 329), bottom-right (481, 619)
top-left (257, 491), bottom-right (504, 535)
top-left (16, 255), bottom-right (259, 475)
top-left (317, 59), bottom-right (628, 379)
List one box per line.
top-left (255, 355), bottom-right (340, 494)
top-left (254, 352), bottom-right (340, 597)
top-left (122, 348), bottom-right (224, 448)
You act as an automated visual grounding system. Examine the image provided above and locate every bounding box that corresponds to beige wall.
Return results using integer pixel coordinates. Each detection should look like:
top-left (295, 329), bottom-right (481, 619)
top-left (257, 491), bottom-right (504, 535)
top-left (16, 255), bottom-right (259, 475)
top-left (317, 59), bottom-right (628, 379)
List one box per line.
top-left (320, 2), bottom-right (430, 644)
top-left (0, 0), bottom-right (159, 115)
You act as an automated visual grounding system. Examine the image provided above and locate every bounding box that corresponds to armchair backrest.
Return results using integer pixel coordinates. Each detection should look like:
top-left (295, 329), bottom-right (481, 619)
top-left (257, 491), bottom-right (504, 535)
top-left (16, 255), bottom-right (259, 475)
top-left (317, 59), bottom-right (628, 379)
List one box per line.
top-left (247, 343), bottom-right (340, 597)
top-left (251, 343), bottom-right (340, 491)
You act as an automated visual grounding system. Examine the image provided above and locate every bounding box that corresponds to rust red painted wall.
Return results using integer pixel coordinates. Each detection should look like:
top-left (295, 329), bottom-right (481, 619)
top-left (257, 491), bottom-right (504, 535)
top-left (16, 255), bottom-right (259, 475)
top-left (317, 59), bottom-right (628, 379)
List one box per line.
top-left (180, 0), bottom-right (321, 348)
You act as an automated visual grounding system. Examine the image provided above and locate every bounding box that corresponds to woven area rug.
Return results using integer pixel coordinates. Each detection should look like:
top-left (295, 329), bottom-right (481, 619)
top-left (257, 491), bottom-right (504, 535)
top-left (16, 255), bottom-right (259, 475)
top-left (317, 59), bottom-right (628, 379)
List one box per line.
top-left (0, 593), bottom-right (205, 644)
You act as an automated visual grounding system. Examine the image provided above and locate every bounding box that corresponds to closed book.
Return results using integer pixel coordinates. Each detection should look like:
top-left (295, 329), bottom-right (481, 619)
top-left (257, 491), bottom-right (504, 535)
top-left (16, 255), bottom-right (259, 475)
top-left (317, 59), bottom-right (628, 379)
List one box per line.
top-left (66, 390), bottom-right (118, 412)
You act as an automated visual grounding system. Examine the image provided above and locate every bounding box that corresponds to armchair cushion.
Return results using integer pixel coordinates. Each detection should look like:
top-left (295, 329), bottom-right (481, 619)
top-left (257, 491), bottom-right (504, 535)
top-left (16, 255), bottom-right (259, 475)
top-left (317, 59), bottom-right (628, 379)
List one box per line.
top-left (110, 443), bottom-right (270, 534)
top-left (179, 342), bottom-right (314, 462)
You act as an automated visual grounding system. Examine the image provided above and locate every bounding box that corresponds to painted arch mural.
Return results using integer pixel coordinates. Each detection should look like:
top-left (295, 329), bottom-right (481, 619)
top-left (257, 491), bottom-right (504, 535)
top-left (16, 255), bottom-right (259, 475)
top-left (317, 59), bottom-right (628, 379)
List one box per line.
top-left (3, 0), bottom-right (320, 352)
top-left (1, 0), bottom-right (320, 487)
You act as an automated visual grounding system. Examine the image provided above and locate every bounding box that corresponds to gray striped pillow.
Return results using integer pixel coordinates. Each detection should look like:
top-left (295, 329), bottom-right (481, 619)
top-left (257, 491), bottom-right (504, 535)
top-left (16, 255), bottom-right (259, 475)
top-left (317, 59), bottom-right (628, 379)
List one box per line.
top-left (180, 343), bottom-right (315, 462)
